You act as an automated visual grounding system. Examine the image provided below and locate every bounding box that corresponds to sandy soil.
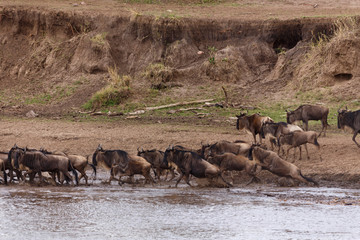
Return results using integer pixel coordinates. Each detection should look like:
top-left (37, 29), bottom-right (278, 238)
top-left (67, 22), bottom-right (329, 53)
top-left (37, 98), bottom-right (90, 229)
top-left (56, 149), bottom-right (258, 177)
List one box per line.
top-left (1, 117), bottom-right (359, 188)
top-left (1, 0), bottom-right (360, 21)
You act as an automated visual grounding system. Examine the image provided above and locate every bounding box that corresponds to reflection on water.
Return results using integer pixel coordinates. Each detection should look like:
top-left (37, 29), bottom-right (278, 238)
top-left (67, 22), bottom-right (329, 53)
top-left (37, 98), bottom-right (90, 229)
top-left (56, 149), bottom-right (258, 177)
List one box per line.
top-left (1, 185), bottom-right (360, 240)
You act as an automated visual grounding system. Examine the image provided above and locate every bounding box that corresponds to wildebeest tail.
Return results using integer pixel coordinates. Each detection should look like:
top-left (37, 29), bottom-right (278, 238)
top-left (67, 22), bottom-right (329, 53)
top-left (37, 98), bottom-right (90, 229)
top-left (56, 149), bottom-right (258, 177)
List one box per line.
top-left (68, 160), bottom-right (79, 185)
top-left (86, 155), bottom-right (97, 178)
top-left (88, 163), bottom-right (97, 178)
top-left (300, 172), bottom-right (319, 186)
top-left (314, 137), bottom-right (320, 148)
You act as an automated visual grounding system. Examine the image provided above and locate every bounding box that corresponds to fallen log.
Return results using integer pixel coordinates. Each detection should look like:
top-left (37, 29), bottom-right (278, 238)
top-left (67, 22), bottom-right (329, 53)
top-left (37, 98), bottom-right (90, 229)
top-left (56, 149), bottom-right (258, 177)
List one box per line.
top-left (145, 99), bottom-right (214, 111)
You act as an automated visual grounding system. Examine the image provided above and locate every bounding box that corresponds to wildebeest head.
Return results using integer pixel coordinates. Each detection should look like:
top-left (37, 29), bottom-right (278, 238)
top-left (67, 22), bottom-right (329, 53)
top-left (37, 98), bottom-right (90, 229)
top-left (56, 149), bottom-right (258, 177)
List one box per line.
top-left (260, 122), bottom-right (277, 138)
top-left (286, 110), bottom-right (297, 124)
top-left (137, 147), bottom-right (145, 156)
top-left (337, 107), bottom-right (349, 129)
top-left (163, 145), bottom-right (174, 168)
top-left (14, 147), bottom-right (26, 169)
top-left (248, 144), bottom-right (268, 162)
top-left (236, 113), bottom-right (248, 130)
top-left (92, 144), bottom-right (104, 166)
top-left (200, 143), bottom-right (211, 159)
top-left (8, 144), bottom-right (25, 169)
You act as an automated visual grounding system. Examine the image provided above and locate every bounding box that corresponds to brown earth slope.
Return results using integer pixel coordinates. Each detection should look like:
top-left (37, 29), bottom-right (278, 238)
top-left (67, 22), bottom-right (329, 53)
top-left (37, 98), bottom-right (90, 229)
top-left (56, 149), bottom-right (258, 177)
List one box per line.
top-left (0, 0), bottom-right (360, 186)
top-left (0, 0), bottom-right (359, 116)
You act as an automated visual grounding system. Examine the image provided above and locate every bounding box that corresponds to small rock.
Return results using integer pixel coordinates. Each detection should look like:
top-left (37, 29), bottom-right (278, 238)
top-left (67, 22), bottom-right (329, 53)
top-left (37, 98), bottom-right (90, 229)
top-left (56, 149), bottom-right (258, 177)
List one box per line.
top-left (26, 110), bottom-right (39, 118)
top-left (80, 1), bottom-right (86, 5)
top-left (197, 51), bottom-right (204, 55)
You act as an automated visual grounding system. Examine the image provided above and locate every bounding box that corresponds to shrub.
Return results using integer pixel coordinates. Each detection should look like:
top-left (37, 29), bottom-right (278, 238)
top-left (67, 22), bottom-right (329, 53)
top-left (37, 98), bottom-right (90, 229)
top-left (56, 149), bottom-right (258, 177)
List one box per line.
top-left (143, 63), bottom-right (174, 89)
top-left (84, 67), bottom-right (131, 110)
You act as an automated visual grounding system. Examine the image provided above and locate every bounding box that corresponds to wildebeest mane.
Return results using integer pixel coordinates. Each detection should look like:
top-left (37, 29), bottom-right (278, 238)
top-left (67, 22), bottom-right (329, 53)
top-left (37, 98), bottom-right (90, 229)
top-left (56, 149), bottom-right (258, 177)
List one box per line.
top-left (339, 110), bottom-right (360, 129)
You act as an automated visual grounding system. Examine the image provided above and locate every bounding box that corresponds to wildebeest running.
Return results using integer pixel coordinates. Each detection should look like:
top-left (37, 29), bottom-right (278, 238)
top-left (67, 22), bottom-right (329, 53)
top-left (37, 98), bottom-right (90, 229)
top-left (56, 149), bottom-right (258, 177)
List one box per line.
top-left (92, 144), bottom-right (154, 185)
top-left (248, 145), bottom-right (318, 186)
top-left (164, 145), bottom-right (232, 187)
top-left (337, 107), bottom-right (360, 147)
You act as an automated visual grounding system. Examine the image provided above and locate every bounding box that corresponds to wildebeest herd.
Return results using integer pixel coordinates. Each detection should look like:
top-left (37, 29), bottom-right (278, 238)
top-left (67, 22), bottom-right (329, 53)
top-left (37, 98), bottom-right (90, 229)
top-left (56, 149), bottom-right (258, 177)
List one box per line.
top-left (0, 105), bottom-right (359, 187)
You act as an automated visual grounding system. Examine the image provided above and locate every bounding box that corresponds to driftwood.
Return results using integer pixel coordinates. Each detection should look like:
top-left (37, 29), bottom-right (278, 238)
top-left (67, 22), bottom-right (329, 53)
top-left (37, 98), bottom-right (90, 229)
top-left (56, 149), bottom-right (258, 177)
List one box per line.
top-left (145, 99), bottom-right (214, 111)
top-left (167, 107), bottom-right (204, 114)
top-left (89, 111), bottom-right (124, 117)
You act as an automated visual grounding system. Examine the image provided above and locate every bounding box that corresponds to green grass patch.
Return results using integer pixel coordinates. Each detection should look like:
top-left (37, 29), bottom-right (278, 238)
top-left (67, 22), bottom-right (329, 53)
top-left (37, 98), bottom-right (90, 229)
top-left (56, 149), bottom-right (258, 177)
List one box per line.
top-left (25, 94), bottom-right (52, 105)
top-left (83, 67), bottom-right (132, 110)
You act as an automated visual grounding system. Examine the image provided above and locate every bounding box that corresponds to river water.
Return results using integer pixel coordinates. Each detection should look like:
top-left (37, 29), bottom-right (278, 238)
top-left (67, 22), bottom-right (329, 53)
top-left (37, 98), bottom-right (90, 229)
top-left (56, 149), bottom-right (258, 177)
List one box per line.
top-left (1, 184), bottom-right (360, 240)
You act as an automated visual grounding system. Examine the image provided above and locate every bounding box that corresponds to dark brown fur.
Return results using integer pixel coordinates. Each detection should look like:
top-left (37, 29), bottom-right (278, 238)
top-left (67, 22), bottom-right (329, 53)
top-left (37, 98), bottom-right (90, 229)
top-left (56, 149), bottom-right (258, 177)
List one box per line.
top-left (236, 113), bottom-right (273, 143)
top-left (201, 140), bottom-right (251, 159)
top-left (164, 146), bottom-right (232, 187)
top-left (278, 131), bottom-right (320, 161)
top-left (15, 150), bottom-right (78, 185)
top-left (207, 152), bottom-right (259, 184)
top-left (92, 145), bottom-right (154, 184)
top-left (287, 105), bottom-right (329, 137)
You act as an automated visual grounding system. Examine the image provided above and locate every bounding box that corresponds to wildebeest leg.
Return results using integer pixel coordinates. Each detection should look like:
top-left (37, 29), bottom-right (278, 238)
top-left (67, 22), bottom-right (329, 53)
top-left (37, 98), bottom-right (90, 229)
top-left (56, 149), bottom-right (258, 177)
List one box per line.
top-left (352, 131), bottom-right (360, 148)
top-left (156, 168), bottom-right (161, 181)
top-left (219, 171), bottom-right (232, 187)
top-left (184, 173), bottom-right (192, 187)
top-left (37, 171), bottom-right (43, 186)
top-left (79, 169), bottom-right (88, 185)
top-left (286, 146), bottom-right (294, 160)
top-left (303, 120), bottom-right (309, 131)
top-left (304, 144), bottom-right (310, 159)
top-left (143, 167), bottom-right (156, 185)
top-left (253, 133), bottom-right (257, 144)
top-left (168, 169), bottom-right (176, 182)
top-left (174, 172), bottom-right (184, 187)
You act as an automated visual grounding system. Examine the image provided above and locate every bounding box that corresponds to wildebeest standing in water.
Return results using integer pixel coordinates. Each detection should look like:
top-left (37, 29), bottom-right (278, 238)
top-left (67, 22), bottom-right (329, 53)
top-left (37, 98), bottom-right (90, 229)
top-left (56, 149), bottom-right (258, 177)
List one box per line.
top-left (337, 108), bottom-right (360, 147)
top-left (0, 156), bottom-right (7, 184)
top-left (286, 104), bottom-right (329, 137)
top-left (14, 149), bottom-right (78, 185)
top-left (248, 145), bottom-right (318, 186)
top-left (92, 144), bottom-right (154, 185)
top-left (40, 149), bottom-right (96, 185)
top-left (236, 113), bottom-right (273, 144)
top-left (137, 148), bottom-right (177, 181)
top-left (164, 146), bottom-right (232, 187)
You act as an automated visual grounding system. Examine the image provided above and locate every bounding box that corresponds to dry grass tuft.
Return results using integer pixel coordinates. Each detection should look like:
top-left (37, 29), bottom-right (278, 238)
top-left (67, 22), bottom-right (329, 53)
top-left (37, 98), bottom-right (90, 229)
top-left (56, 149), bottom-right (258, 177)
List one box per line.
top-left (84, 66), bottom-right (131, 110)
top-left (291, 17), bottom-right (360, 90)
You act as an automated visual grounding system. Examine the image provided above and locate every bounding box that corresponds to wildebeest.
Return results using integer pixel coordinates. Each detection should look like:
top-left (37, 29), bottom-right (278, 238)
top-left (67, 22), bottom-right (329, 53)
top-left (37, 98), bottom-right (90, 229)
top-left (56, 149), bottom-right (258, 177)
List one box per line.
top-left (286, 105), bottom-right (329, 137)
top-left (337, 108), bottom-right (360, 148)
top-left (40, 149), bottom-right (96, 185)
top-left (278, 131), bottom-right (320, 161)
top-left (261, 122), bottom-right (303, 152)
top-left (207, 152), bottom-right (259, 185)
top-left (248, 145), bottom-right (318, 186)
top-left (236, 113), bottom-right (274, 143)
top-left (14, 149), bottom-right (78, 185)
top-left (137, 148), bottom-right (176, 181)
top-left (92, 144), bottom-right (154, 184)
top-left (164, 146), bottom-right (232, 187)
top-left (0, 157), bottom-right (7, 184)
top-left (201, 140), bottom-right (251, 159)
